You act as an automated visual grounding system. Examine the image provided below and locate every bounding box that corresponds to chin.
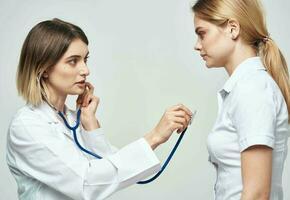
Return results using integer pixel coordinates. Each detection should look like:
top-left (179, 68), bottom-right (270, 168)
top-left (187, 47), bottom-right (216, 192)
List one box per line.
top-left (205, 60), bottom-right (222, 69)
top-left (204, 58), bottom-right (214, 68)
top-left (205, 62), bottom-right (215, 68)
top-left (70, 88), bottom-right (85, 95)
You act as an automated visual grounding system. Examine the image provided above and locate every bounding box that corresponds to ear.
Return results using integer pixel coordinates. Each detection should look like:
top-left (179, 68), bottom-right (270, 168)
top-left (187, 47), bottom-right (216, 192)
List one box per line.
top-left (42, 71), bottom-right (49, 78)
top-left (227, 18), bottom-right (240, 40)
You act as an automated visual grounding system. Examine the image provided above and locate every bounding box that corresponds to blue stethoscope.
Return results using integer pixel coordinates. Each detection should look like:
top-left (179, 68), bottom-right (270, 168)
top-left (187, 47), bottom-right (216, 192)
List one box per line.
top-left (58, 108), bottom-right (195, 184)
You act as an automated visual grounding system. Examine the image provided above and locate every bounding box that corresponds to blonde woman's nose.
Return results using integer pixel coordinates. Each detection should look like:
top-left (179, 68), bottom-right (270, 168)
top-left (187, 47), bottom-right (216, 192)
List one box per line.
top-left (194, 40), bottom-right (202, 51)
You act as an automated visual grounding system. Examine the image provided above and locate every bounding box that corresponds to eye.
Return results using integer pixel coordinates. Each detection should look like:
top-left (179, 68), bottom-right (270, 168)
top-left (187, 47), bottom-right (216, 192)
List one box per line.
top-left (68, 58), bottom-right (78, 66)
top-left (197, 31), bottom-right (206, 40)
top-left (84, 56), bottom-right (89, 64)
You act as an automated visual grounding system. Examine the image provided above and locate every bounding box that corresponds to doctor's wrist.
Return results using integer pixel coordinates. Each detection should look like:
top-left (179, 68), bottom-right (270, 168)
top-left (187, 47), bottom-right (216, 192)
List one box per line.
top-left (144, 131), bottom-right (162, 150)
top-left (82, 118), bottom-right (100, 131)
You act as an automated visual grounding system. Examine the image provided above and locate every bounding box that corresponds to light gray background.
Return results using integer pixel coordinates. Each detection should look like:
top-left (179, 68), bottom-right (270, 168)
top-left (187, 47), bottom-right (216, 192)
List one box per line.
top-left (0, 0), bottom-right (289, 199)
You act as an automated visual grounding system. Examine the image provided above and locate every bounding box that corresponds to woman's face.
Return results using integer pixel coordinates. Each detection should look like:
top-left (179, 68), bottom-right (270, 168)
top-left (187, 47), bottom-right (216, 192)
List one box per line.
top-left (45, 38), bottom-right (90, 97)
top-left (194, 15), bottom-right (235, 68)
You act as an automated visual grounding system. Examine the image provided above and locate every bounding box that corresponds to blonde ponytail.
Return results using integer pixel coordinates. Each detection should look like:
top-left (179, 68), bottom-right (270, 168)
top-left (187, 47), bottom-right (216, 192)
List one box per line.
top-left (258, 39), bottom-right (290, 122)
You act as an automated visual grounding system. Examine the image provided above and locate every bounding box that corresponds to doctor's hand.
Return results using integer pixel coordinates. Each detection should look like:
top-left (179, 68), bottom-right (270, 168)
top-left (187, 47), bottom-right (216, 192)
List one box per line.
top-left (144, 104), bottom-right (192, 150)
top-left (76, 82), bottom-right (100, 131)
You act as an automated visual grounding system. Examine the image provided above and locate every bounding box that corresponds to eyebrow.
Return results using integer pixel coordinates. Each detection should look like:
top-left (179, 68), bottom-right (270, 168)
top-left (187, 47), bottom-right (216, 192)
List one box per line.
top-left (65, 52), bottom-right (90, 60)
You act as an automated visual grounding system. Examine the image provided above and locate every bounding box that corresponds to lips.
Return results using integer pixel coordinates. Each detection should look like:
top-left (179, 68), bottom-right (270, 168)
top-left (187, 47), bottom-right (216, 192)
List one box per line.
top-left (76, 80), bottom-right (85, 84)
top-left (200, 54), bottom-right (207, 60)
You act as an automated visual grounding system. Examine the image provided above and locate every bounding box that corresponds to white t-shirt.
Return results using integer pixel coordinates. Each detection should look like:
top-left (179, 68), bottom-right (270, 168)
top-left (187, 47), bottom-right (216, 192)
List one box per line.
top-left (207, 57), bottom-right (289, 200)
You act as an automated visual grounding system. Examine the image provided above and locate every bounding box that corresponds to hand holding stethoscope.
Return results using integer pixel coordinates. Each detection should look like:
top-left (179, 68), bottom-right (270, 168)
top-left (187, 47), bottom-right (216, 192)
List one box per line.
top-left (144, 104), bottom-right (193, 150)
top-left (75, 82), bottom-right (193, 149)
top-left (68, 81), bottom-right (195, 184)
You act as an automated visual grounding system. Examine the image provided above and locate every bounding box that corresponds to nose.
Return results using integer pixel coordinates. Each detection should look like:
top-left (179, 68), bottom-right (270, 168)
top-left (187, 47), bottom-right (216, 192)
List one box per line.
top-left (80, 62), bottom-right (90, 77)
top-left (194, 39), bottom-right (202, 51)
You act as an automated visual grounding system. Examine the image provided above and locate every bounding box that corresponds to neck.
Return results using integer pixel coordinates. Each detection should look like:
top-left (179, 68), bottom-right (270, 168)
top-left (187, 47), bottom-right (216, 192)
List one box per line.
top-left (224, 40), bottom-right (257, 76)
top-left (45, 85), bottom-right (67, 112)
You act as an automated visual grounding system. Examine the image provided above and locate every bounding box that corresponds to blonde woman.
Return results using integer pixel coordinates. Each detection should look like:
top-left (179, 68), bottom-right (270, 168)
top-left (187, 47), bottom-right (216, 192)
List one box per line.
top-left (192, 0), bottom-right (289, 199)
top-left (6, 18), bottom-right (192, 200)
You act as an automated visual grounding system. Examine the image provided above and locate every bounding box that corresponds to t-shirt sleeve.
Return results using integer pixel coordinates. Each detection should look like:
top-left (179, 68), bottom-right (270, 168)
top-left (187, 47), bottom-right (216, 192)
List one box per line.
top-left (231, 80), bottom-right (276, 152)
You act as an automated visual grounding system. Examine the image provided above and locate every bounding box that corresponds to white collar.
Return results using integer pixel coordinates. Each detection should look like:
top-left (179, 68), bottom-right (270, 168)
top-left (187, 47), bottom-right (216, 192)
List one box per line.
top-left (220, 57), bottom-right (266, 96)
top-left (27, 101), bottom-right (76, 124)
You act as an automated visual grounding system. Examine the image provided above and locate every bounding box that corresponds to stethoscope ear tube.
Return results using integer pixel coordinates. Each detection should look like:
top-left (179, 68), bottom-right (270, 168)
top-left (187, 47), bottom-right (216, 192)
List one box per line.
top-left (58, 108), bottom-right (190, 184)
top-left (58, 109), bottom-right (103, 159)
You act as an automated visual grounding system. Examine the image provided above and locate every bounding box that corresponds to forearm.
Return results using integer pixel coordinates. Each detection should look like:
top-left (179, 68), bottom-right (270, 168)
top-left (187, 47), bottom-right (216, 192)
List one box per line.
top-left (240, 145), bottom-right (272, 200)
top-left (241, 188), bottom-right (270, 200)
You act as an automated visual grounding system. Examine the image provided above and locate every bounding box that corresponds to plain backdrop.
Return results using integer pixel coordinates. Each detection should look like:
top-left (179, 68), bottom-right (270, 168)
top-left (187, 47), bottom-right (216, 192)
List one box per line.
top-left (0, 0), bottom-right (289, 199)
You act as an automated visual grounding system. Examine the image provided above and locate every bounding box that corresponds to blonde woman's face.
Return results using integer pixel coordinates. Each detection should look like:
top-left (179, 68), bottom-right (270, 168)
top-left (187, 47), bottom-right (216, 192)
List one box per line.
top-left (194, 15), bottom-right (235, 68)
top-left (45, 39), bottom-right (90, 97)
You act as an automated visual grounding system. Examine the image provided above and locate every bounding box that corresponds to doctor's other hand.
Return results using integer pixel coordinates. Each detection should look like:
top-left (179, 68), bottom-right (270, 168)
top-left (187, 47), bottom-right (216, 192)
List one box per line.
top-left (144, 104), bottom-right (192, 150)
top-left (76, 82), bottom-right (100, 131)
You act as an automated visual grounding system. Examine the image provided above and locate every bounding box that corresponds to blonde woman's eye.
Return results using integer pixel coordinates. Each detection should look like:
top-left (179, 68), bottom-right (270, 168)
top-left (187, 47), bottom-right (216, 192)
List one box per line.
top-left (199, 32), bottom-right (206, 40)
top-left (197, 32), bottom-right (202, 39)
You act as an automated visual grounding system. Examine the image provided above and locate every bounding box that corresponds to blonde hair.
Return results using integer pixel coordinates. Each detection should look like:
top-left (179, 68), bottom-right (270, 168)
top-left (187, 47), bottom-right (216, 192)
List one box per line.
top-left (193, 0), bottom-right (290, 122)
top-left (17, 18), bottom-right (88, 106)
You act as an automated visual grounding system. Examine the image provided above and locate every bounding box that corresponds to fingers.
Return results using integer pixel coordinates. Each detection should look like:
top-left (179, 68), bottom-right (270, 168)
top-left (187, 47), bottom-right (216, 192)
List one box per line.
top-left (84, 92), bottom-right (91, 107)
top-left (173, 116), bottom-right (188, 133)
top-left (76, 87), bottom-right (88, 106)
top-left (90, 95), bottom-right (99, 107)
top-left (148, 104), bottom-right (193, 146)
top-left (76, 82), bottom-right (95, 108)
top-left (82, 93), bottom-right (100, 107)
top-left (83, 82), bottom-right (95, 106)
top-left (76, 93), bottom-right (85, 108)
top-left (172, 110), bottom-right (191, 123)
top-left (85, 82), bottom-right (94, 94)
top-left (169, 110), bottom-right (191, 127)
top-left (163, 113), bottom-right (189, 134)
top-left (165, 104), bottom-right (193, 134)
top-left (173, 124), bottom-right (185, 134)
top-left (170, 103), bottom-right (192, 117)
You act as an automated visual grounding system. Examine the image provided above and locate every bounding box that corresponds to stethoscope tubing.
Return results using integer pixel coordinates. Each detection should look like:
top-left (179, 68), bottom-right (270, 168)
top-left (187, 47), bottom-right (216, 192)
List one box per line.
top-left (58, 108), bottom-right (189, 184)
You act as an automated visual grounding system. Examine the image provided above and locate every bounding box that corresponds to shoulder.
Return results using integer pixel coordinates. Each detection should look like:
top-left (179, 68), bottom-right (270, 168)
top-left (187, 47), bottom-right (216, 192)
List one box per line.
top-left (229, 70), bottom-right (286, 118)
top-left (234, 70), bottom-right (280, 100)
top-left (8, 105), bottom-right (47, 138)
top-left (10, 105), bottom-right (39, 125)
top-left (238, 70), bottom-right (277, 91)
top-left (11, 104), bottom-right (41, 124)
